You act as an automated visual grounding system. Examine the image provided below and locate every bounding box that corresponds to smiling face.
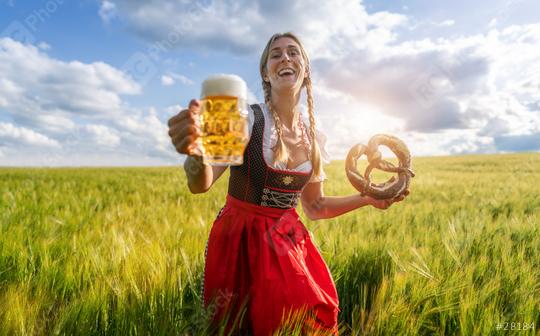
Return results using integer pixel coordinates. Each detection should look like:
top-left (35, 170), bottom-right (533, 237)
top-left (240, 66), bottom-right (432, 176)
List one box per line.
top-left (263, 37), bottom-right (309, 95)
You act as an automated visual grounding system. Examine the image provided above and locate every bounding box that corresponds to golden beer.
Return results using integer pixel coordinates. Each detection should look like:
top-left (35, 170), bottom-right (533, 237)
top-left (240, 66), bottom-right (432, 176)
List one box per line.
top-left (199, 74), bottom-right (249, 166)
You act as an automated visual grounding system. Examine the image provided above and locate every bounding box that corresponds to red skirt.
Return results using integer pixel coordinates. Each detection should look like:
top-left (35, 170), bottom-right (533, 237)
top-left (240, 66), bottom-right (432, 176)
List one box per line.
top-left (203, 195), bottom-right (339, 335)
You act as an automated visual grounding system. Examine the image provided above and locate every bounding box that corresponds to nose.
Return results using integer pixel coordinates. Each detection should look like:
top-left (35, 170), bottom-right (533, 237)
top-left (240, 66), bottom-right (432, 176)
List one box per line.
top-left (280, 52), bottom-right (291, 62)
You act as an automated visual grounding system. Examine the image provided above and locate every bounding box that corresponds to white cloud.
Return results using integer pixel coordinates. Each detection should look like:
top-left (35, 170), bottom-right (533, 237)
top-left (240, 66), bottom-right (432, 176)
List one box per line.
top-left (172, 73), bottom-right (194, 85)
top-left (406, 130), bottom-right (496, 157)
top-left (161, 73), bottom-right (194, 86)
top-left (0, 122), bottom-right (60, 148)
top-left (0, 38), bottom-right (140, 131)
top-left (100, 0), bottom-right (540, 156)
top-left (440, 20), bottom-right (456, 27)
top-left (38, 42), bottom-right (51, 50)
top-left (0, 38), bottom-right (178, 166)
top-left (84, 124), bottom-right (121, 147)
top-left (367, 11), bottom-right (408, 30)
top-left (99, 0), bottom-right (118, 22)
top-left (101, 0), bottom-right (375, 57)
top-left (311, 23), bottom-right (540, 155)
top-left (165, 104), bottom-right (183, 116)
top-left (114, 108), bottom-right (175, 159)
top-left (161, 75), bottom-right (174, 86)
top-left (4, 1), bottom-right (540, 166)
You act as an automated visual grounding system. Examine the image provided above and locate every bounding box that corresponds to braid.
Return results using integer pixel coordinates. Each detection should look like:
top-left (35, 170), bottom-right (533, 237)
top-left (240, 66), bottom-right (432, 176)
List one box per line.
top-left (259, 32), bottom-right (322, 174)
top-left (305, 77), bottom-right (322, 179)
top-left (263, 81), bottom-right (289, 164)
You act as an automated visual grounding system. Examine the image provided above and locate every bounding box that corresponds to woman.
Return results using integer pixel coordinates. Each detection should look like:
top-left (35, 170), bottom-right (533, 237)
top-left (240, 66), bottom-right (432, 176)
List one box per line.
top-left (168, 32), bottom-right (408, 335)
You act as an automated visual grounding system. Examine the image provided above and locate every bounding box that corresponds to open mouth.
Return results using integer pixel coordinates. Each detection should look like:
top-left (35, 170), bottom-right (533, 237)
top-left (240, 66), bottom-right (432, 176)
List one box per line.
top-left (278, 68), bottom-right (296, 77)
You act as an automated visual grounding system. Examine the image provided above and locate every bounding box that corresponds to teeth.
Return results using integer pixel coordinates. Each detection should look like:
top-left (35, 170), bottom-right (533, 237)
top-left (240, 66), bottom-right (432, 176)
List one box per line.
top-left (279, 68), bottom-right (295, 76)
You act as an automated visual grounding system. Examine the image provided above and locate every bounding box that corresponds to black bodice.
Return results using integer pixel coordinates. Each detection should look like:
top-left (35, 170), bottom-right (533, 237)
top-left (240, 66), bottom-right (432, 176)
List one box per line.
top-left (227, 104), bottom-right (312, 209)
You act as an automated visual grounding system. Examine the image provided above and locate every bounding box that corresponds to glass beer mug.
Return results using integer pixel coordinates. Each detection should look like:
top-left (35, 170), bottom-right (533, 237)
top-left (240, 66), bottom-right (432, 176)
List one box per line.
top-left (199, 74), bottom-right (249, 166)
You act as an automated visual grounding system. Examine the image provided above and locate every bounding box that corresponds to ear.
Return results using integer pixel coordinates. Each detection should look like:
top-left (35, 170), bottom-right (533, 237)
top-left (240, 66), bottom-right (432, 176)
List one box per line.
top-left (304, 66), bottom-right (310, 78)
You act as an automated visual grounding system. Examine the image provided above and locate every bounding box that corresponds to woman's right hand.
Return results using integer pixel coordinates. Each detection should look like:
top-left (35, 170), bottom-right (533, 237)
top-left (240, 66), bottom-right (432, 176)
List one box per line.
top-left (168, 99), bottom-right (203, 156)
top-left (367, 190), bottom-right (409, 210)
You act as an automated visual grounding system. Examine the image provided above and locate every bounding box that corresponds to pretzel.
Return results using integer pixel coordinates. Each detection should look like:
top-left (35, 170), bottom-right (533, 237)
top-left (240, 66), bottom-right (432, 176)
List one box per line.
top-left (345, 134), bottom-right (415, 200)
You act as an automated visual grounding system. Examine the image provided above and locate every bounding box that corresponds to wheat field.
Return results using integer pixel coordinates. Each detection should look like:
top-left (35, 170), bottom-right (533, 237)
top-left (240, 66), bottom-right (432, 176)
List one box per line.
top-left (0, 153), bottom-right (539, 335)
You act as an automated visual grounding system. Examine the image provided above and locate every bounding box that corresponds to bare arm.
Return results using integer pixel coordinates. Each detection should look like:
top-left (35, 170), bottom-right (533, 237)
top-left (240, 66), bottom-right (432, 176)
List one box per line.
top-left (183, 156), bottom-right (228, 193)
top-left (300, 181), bottom-right (408, 221)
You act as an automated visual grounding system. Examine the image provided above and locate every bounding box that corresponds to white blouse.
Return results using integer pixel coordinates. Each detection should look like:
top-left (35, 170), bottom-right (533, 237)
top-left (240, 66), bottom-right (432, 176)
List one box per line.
top-left (247, 103), bottom-right (331, 183)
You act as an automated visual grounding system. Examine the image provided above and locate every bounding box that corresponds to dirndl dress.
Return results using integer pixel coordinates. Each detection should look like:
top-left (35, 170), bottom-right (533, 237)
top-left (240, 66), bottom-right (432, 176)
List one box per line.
top-left (202, 104), bottom-right (339, 335)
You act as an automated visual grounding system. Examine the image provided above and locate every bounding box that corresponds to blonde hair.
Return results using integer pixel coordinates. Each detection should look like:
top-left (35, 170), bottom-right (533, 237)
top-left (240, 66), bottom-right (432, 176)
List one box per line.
top-left (259, 32), bottom-right (322, 179)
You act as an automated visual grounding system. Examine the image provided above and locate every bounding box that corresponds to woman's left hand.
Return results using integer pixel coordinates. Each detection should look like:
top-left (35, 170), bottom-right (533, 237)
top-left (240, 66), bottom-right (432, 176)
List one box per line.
top-left (367, 190), bottom-right (410, 210)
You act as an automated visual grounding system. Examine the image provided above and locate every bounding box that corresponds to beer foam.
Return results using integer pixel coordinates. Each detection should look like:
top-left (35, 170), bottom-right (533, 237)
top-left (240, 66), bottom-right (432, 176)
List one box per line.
top-left (201, 74), bottom-right (247, 100)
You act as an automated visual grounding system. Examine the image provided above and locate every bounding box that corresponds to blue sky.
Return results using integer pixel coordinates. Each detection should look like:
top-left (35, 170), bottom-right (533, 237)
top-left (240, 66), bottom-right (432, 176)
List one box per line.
top-left (0, 0), bottom-right (539, 166)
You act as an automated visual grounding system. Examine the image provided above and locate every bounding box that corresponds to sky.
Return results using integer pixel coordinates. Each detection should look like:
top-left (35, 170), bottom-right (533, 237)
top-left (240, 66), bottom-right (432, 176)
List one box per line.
top-left (0, 0), bottom-right (539, 166)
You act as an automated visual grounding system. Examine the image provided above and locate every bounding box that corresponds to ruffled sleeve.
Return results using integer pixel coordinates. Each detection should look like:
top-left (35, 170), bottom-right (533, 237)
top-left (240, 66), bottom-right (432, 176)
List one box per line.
top-left (301, 110), bottom-right (331, 183)
top-left (247, 104), bottom-right (255, 138)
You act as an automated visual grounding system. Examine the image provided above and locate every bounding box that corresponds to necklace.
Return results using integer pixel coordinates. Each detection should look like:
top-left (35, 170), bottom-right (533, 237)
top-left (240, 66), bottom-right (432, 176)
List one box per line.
top-left (271, 103), bottom-right (311, 156)
top-left (296, 115), bottom-right (311, 155)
